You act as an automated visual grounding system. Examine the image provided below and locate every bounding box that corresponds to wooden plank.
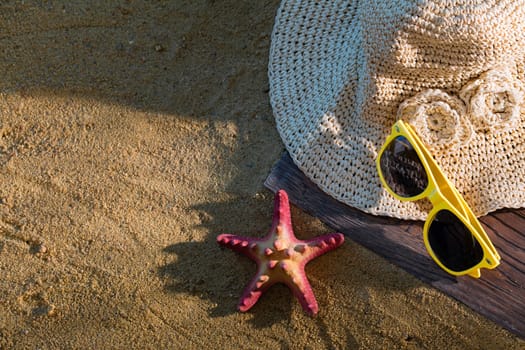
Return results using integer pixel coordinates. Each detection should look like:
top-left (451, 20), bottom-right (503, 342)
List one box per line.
top-left (264, 152), bottom-right (525, 339)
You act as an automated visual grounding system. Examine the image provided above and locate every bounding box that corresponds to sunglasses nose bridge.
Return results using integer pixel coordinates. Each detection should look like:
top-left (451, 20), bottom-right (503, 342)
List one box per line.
top-left (426, 187), bottom-right (443, 207)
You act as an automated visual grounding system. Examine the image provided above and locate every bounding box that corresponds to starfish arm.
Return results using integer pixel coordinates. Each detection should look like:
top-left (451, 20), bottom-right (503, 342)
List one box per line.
top-left (217, 234), bottom-right (262, 261)
top-left (269, 190), bottom-right (294, 236)
top-left (284, 270), bottom-right (319, 316)
top-left (237, 270), bottom-right (275, 312)
top-left (300, 233), bottom-right (345, 261)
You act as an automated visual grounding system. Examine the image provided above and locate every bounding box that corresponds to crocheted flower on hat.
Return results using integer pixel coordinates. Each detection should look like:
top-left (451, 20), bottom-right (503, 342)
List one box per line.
top-left (397, 89), bottom-right (473, 149)
top-left (460, 67), bottom-right (524, 132)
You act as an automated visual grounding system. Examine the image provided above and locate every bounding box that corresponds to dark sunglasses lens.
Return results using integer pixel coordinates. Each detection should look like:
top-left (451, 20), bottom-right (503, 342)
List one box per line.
top-left (379, 136), bottom-right (428, 197)
top-left (428, 210), bottom-right (484, 272)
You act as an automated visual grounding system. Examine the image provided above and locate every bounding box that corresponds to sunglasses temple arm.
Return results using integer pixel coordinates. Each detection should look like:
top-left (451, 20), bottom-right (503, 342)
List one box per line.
top-left (404, 125), bottom-right (469, 218)
top-left (403, 124), bottom-right (500, 260)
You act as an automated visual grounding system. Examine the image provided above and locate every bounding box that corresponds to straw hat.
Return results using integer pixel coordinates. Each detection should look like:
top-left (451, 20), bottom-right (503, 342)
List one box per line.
top-left (269, 0), bottom-right (525, 220)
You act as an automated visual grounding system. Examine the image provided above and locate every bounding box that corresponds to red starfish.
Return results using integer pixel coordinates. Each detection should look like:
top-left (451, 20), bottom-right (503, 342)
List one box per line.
top-left (217, 189), bottom-right (344, 316)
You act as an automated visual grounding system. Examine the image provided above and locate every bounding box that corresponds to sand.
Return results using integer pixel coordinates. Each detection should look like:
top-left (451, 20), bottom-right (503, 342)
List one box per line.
top-left (0, 1), bottom-right (523, 349)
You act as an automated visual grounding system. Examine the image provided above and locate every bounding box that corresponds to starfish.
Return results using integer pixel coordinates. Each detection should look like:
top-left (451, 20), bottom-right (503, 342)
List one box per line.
top-left (217, 189), bottom-right (344, 316)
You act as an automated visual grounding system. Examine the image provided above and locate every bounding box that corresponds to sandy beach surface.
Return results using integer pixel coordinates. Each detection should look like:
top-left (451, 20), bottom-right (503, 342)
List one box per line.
top-left (0, 1), bottom-right (523, 349)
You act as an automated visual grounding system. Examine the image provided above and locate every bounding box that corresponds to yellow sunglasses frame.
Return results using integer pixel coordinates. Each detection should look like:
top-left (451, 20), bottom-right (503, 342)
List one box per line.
top-left (376, 120), bottom-right (501, 278)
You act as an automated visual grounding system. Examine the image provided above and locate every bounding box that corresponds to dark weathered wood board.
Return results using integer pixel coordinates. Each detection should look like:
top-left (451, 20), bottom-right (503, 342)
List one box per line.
top-left (264, 152), bottom-right (525, 339)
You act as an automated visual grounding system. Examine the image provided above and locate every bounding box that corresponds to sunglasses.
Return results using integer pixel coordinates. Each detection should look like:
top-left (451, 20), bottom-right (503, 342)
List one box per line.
top-left (376, 120), bottom-right (501, 278)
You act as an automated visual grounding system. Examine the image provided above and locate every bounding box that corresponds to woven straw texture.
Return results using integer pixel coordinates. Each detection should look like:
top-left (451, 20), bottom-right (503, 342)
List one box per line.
top-left (269, 0), bottom-right (525, 220)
